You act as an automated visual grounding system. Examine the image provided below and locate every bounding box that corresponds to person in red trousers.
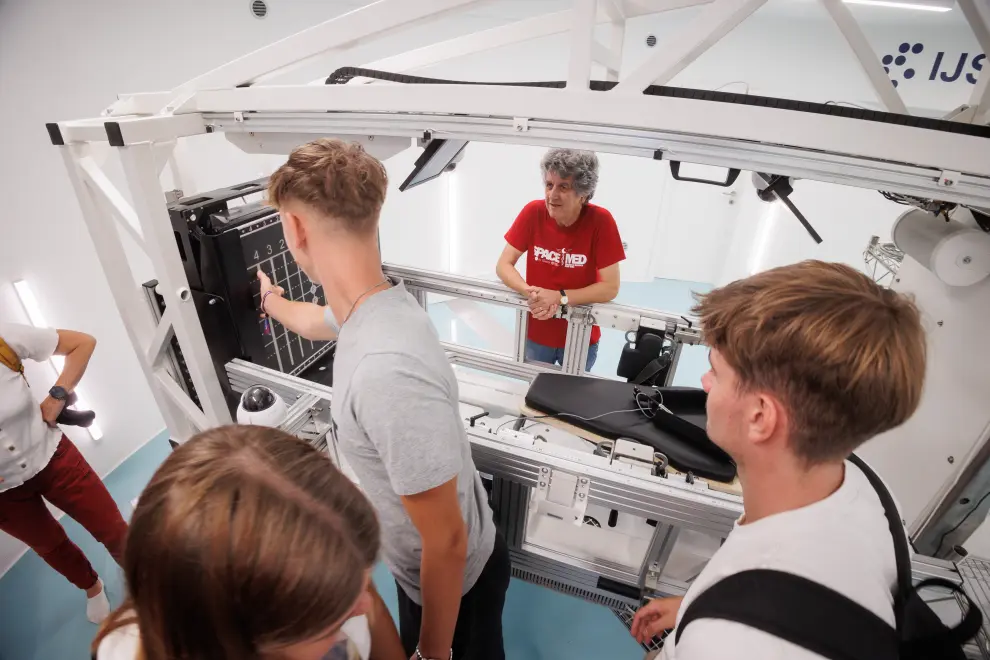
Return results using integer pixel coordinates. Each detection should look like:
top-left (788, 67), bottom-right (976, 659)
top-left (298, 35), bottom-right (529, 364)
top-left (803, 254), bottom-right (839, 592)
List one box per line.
top-left (0, 322), bottom-right (127, 624)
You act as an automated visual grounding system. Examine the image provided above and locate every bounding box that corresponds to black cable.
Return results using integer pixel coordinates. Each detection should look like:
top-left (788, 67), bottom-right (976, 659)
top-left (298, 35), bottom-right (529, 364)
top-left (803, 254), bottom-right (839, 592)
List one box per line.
top-left (935, 489), bottom-right (990, 556)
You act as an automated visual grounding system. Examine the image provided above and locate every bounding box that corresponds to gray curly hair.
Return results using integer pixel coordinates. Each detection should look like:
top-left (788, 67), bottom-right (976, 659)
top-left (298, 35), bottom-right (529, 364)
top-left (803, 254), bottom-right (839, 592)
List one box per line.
top-left (540, 148), bottom-right (599, 202)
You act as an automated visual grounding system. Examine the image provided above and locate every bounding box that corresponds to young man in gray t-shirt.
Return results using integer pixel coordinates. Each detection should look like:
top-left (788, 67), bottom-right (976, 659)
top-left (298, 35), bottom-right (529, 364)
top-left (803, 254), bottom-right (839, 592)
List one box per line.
top-left (257, 138), bottom-right (508, 660)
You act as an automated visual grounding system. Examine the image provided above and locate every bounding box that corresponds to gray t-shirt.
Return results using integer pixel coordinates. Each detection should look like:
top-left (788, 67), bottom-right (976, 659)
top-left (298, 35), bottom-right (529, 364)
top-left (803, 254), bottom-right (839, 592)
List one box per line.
top-left (330, 281), bottom-right (496, 604)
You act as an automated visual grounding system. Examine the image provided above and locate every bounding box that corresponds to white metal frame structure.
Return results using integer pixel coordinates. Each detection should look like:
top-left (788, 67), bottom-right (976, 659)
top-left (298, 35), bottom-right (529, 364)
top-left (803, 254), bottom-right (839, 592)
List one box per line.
top-left (48, 0), bottom-right (990, 622)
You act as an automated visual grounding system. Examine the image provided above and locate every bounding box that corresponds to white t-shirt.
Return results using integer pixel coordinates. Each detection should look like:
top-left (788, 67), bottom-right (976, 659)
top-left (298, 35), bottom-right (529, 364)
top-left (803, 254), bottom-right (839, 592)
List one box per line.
top-left (96, 616), bottom-right (372, 660)
top-left (663, 460), bottom-right (900, 660)
top-left (0, 323), bottom-right (61, 492)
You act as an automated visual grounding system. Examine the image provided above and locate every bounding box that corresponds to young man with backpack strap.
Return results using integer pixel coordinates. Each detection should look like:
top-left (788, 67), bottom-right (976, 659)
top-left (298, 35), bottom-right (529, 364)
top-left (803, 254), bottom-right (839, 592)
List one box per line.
top-left (631, 260), bottom-right (981, 659)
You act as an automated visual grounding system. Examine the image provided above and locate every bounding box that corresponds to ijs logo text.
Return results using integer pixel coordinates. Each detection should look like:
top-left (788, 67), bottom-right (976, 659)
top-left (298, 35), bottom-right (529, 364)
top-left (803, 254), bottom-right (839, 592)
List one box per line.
top-left (882, 42), bottom-right (984, 88)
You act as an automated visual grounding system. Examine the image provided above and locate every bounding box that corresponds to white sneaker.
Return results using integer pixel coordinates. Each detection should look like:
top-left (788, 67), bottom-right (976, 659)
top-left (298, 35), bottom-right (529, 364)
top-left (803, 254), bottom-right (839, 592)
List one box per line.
top-left (86, 579), bottom-right (110, 624)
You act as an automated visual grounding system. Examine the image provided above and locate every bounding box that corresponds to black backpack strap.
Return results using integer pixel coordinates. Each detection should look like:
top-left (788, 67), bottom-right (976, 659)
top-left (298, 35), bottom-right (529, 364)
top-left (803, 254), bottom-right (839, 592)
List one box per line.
top-left (673, 569), bottom-right (898, 660)
top-left (847, 453), bottom-right (913, 632)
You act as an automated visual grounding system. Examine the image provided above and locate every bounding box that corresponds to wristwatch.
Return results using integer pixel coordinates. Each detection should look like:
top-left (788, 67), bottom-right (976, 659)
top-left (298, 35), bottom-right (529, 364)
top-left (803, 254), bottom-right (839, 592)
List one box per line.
top-left (559, 289), bottom-right (569, 307)
top-left (49, 386), bottom-right (69, 402)
top-left (414, 648), bottom-right (452, 660)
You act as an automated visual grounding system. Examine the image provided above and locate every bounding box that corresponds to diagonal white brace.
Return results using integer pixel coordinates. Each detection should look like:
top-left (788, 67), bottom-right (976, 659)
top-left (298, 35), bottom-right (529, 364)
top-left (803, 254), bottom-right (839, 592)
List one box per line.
top-left (155, 369), bottom-right (211, 432)
top-left (77, 156), bottom-right (146, 251)
top-left (146, 306), bottom-right (176, 368)
top-left (821, 0), bottom-right (908, 115)
top-left (612, 0), bottom-right (767, 94)
top-left (364, 11), bottom-right (573, 75)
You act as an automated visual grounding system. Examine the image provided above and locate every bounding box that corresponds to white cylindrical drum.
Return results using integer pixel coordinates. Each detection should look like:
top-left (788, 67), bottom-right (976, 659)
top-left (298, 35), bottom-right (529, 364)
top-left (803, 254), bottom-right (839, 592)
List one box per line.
top-left (892, 209), bottom-right (990, 287)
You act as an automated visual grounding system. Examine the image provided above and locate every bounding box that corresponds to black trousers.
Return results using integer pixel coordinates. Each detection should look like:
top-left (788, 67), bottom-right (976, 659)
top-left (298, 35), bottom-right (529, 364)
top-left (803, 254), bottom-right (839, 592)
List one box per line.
top-left (396, 531), bottom-right (510, 660)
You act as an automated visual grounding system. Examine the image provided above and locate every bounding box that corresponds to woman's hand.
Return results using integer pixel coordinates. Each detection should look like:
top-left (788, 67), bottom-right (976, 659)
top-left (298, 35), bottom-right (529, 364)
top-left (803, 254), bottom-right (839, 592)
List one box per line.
top-left (40, 396), bottom-right (66, 428)
top-left (630, 596), bottom-right (683, 644)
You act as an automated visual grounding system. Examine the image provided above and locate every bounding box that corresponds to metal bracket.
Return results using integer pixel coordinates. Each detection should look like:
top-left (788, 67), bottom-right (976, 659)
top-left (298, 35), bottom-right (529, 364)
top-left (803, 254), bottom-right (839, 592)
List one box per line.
top-left (513, 117), bottom-right (530, 132)
top-left (938, 170), bottom-right (961, 188)
top-left (234, 111), bottom-right (245, 123)
top-left (533, 466), bottom-right (590, 525)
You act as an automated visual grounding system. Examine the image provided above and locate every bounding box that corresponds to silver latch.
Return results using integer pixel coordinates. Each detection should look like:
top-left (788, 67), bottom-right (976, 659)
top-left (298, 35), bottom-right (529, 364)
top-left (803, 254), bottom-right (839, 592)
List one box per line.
top-left (513, 117), bottom-right (530, 132)
top-left (234, 111), bottom-right (245, 123)
top-left (533, 467), bottom-right (589, 525)
top-left (937, 170), bottom-right (960, 188)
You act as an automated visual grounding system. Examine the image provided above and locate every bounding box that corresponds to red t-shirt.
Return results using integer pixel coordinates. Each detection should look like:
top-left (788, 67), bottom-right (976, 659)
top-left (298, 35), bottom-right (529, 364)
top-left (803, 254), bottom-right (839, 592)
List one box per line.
top-left (505, 200), bottom-right (625, 348)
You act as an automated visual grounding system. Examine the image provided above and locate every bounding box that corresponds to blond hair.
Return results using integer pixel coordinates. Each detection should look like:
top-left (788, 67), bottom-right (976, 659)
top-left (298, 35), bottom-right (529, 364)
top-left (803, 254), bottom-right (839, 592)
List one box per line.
top-left (693, 260), bottom-right (926, 464)
top-left (268, 138), bottom-right (388, 234)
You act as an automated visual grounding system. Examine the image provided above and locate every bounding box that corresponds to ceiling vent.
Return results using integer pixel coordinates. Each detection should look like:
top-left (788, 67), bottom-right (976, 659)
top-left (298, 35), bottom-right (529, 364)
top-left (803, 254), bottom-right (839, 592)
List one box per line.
top-left (250, 0), bottom-right (268, 19)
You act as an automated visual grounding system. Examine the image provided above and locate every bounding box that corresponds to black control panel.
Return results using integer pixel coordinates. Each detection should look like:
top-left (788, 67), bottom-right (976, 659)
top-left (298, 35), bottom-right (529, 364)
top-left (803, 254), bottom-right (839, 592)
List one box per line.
top-left (165, 179), bottom-right (334, 410)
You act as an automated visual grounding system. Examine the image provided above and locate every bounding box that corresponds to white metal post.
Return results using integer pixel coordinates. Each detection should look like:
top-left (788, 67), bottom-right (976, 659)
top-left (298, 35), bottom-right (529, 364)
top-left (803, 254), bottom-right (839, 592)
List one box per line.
top-left (58, 145), bottom-right (197, 442)
top-left (605, 10), bottom-right (626, 82)
top-left (117, 142), bottom-right (233, 429)
top-left (567, 0), bottom-right (599, 89)
top-left (820, 0), bottom-right (908, 115)
top-left (613, 0), bottom-right (768, 94)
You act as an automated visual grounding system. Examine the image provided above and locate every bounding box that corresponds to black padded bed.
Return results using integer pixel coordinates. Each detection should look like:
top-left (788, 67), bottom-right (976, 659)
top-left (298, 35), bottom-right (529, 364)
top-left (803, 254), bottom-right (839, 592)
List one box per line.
top-left (524, 373), bottom-right (736, 483)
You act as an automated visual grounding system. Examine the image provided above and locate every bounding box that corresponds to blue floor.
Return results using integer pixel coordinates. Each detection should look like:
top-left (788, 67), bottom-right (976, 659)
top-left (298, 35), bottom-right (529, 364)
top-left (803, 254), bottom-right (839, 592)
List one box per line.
top-left (0, 434), bottom-right (643, 660)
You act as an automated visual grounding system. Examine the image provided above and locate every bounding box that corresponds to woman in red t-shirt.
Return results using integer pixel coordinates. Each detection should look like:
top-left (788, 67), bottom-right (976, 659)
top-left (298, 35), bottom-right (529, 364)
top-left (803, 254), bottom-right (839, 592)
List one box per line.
top-left (496, 148), bottom-right (625, 372)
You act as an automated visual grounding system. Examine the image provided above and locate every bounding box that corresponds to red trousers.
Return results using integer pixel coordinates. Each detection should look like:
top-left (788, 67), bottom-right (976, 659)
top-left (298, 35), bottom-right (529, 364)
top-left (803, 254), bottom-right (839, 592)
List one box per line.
top-left (0, 435), bottom-right (127, 590)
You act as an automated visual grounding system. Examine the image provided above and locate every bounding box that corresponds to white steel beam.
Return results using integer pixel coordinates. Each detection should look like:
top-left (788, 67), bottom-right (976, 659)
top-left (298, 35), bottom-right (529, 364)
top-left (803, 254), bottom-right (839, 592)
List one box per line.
top-left (567, 0), bottom-right (599, 89)
top-left (104, 92), bottom-right (172, 118)
top-left (117, 143), bottom-right (232, 428)
top-left (959, 0), bottom-right (990, 123)
top-left (364, 11), bottom-right (574, 75)
top-left (189, 85), bottom-right (990, 180)
top-left (624, 0), bottom-right (714, 13)
top-left (170, 0), bottom-right (482, 99)
top-left (605, 14), bottom-right (626, 82)
top-left (821, 0), bottom-right (908, 115)
top-left (58, 145), bottom-right (196, 442)
top-left (613, 0), bottom-right (767, 94)
top-left (103, 114), bottom-right (207, 146)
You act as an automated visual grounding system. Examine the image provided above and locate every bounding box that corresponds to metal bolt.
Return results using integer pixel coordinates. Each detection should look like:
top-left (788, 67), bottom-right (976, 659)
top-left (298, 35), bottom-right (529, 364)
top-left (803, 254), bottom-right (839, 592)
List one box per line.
top-left (539, 482), bottom-right (546, 488)
top-left (578, 493), bottom-right (585, 499)
top-left (948, 456), bottom-right (955, 464)
top-left (368, 135), bottom-right (375, 141)
top-left (580, 478), bottom-right (588, 485)
top-left (541, 467), bottom-right (548, 474)
top-left (963, 256), bottom-right (972, 264)
top-left (516, 124), bottom-right (523, 131)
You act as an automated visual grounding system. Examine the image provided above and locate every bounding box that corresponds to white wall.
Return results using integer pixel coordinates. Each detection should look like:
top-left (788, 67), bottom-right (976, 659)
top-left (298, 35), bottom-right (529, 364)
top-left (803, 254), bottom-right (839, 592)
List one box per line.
top-left (0, 0), bottom-right (384, 577)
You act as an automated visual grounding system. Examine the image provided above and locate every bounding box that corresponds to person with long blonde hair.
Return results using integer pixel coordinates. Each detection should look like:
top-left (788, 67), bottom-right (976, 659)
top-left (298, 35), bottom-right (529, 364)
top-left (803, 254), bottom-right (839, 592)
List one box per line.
top-left (92, 424), bottom-right (405, 660)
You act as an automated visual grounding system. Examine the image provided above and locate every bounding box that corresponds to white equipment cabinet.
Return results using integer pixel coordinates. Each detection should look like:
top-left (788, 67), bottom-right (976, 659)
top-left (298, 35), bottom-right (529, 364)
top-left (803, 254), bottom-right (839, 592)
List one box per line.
top-left (47, 0), bottom-right (990, 655)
